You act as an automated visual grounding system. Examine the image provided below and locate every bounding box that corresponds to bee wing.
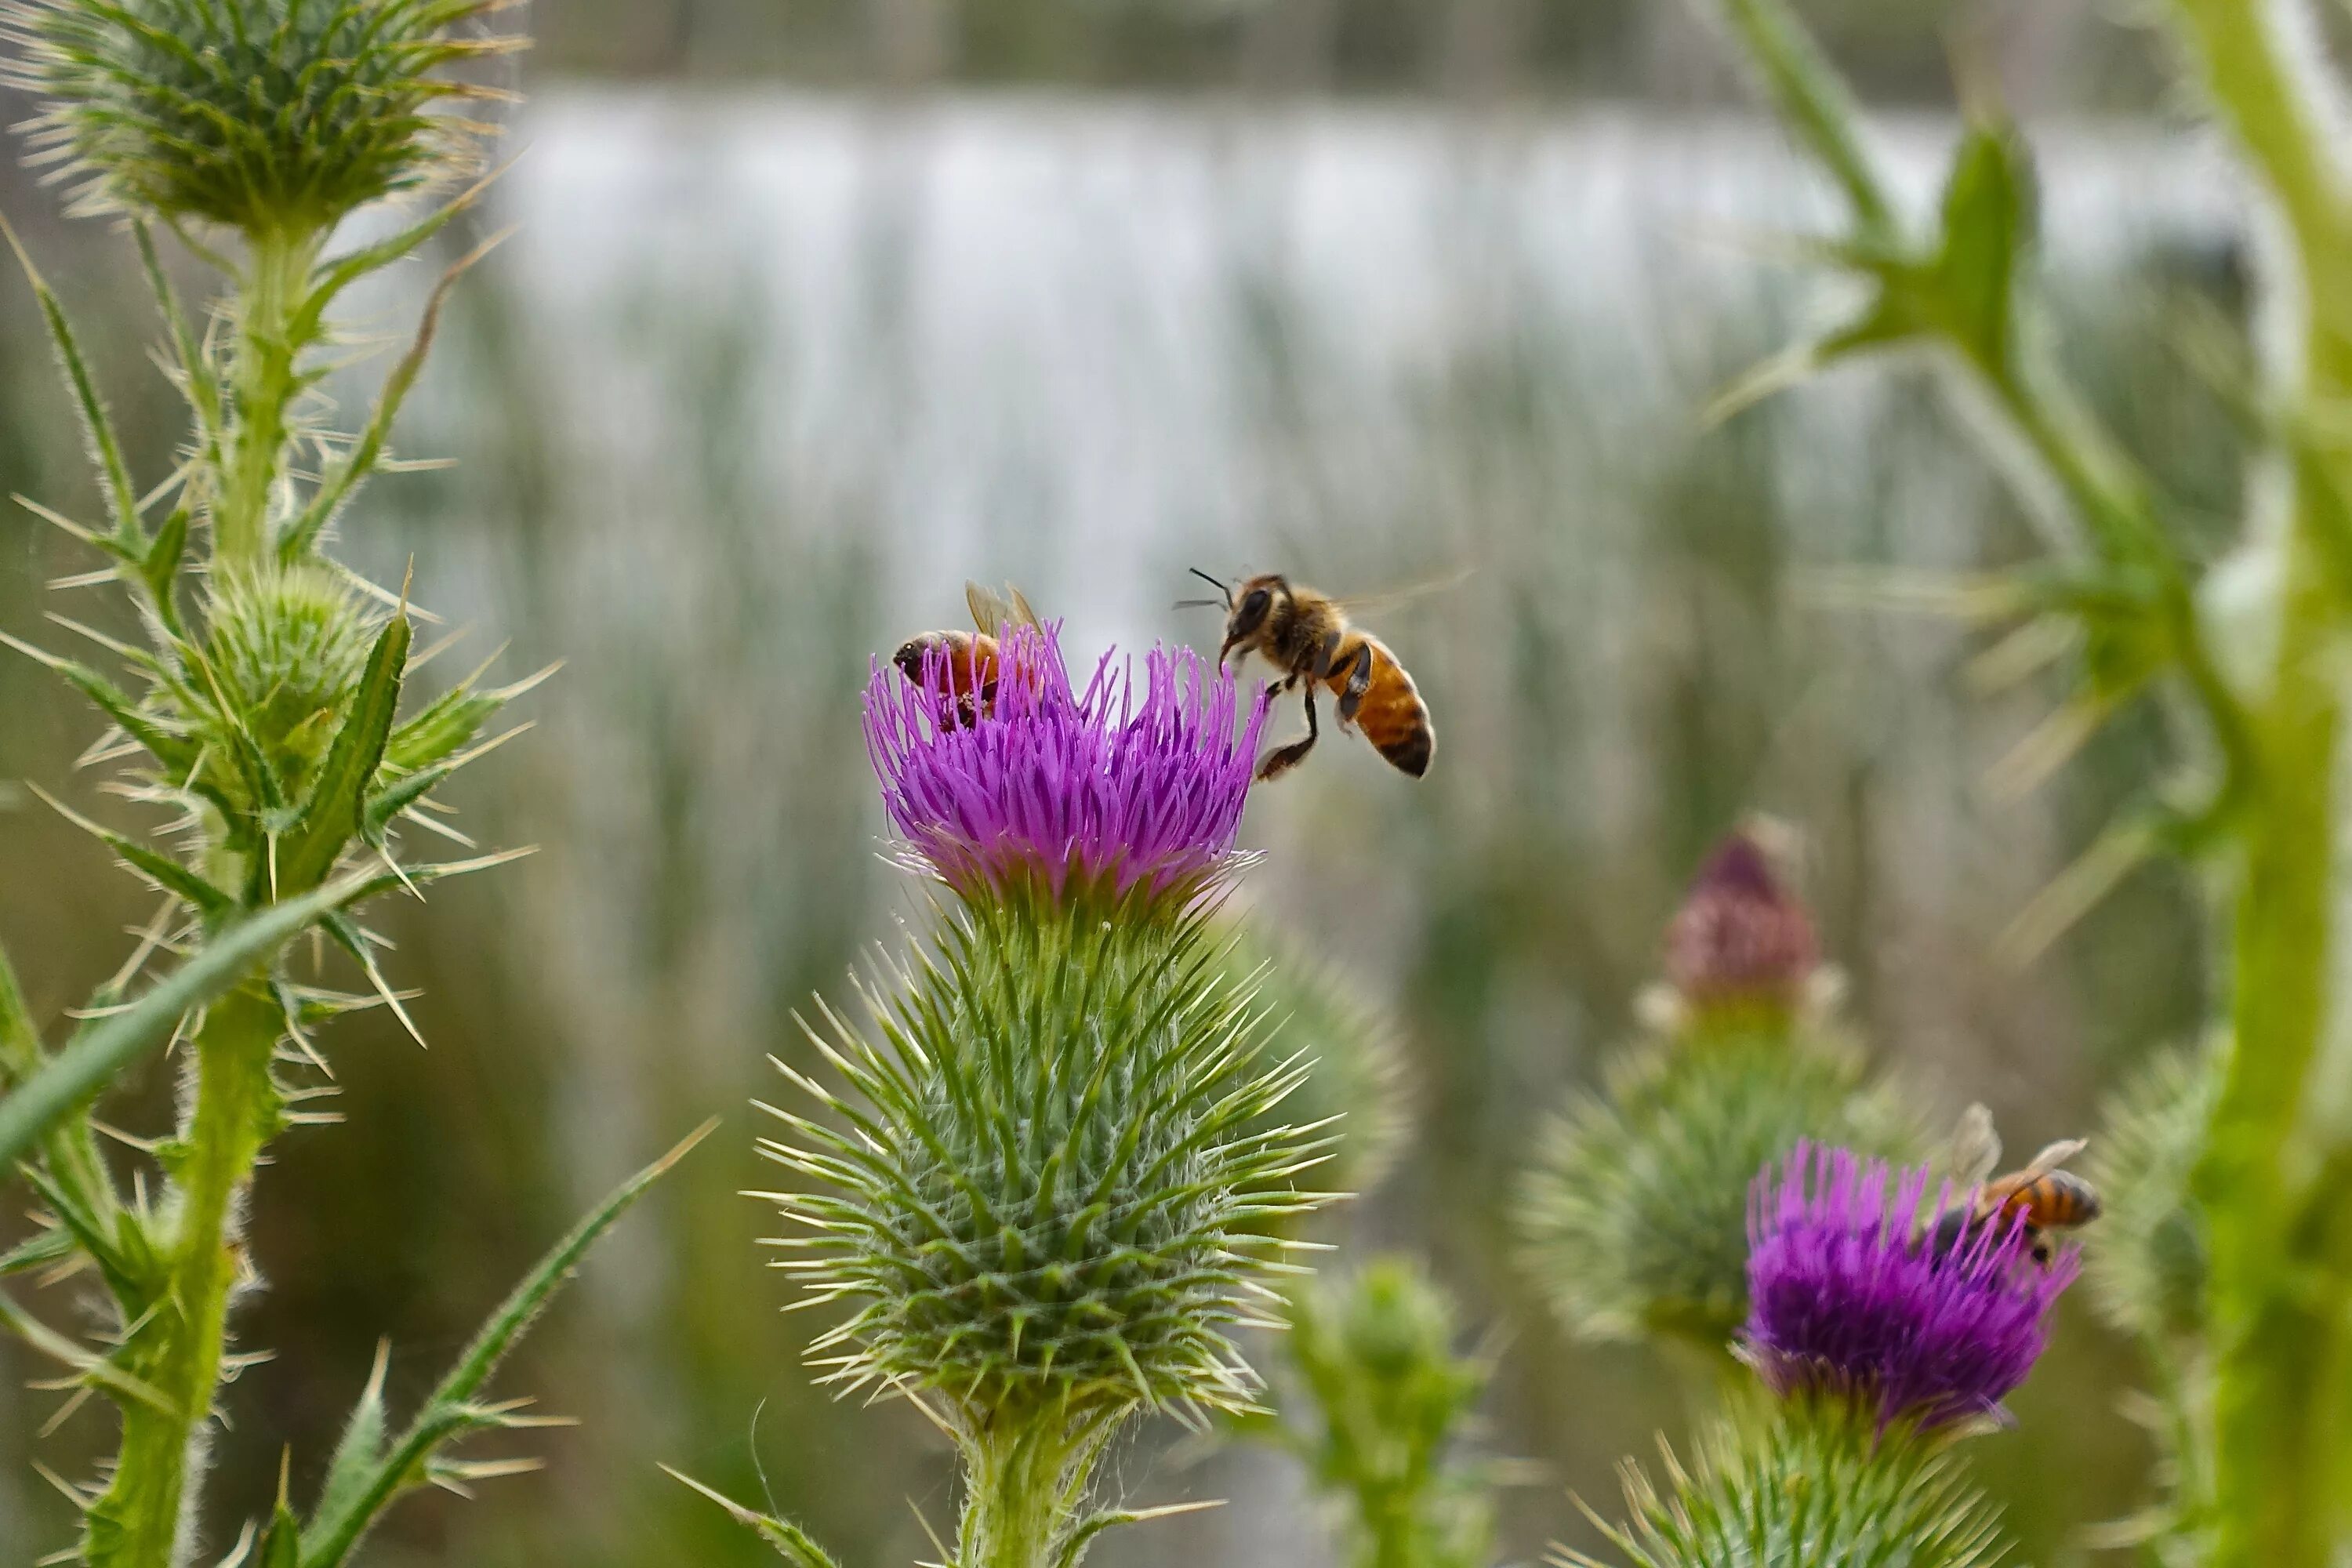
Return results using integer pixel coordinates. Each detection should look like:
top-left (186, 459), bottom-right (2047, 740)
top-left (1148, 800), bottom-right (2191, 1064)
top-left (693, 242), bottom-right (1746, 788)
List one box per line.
top-left (965, 580), bottom-right (1042, 634)
top-left (1948, 1103), bottom-right (2003, 1188)
top-left (2015, 1137), bottom-right (2089, 1181)
top-left (1333, 564), bottom-right (1478, 618)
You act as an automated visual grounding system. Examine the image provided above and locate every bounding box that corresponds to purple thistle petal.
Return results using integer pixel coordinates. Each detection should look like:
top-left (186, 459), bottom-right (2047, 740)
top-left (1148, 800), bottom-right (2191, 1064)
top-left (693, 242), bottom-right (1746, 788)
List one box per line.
top-left (1742, 1142), bottom-right (2078, 1433)
top-left (863, 622), bottom-right (1269, 906)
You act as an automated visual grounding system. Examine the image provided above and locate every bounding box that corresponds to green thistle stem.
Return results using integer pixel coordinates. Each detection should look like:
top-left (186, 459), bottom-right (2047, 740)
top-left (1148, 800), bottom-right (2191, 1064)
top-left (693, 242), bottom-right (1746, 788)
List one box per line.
top-left (85, 978), bottom-right (283, 1568)
top-left (216, 230), bottom-right (321, 564)
top-left (2159, 1), bottom-right (2352, 1563)
top-left (956, 1414), bottom-right (1112, 1568)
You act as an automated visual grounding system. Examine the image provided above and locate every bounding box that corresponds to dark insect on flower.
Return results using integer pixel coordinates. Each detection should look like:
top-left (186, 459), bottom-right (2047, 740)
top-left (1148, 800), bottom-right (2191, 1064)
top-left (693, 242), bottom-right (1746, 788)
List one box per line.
top-left (866, 621), bottom-right (1268, 908)
top-left (1661, 823), bottom-right (1820, 1013)
top-left (1743, 1142), bottom-right (2077, 1432)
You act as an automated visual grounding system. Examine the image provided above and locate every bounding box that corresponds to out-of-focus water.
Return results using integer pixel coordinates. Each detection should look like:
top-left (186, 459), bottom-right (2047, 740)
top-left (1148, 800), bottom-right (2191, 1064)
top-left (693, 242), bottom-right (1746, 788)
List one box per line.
top-left (0, 91), bottom-right (2242, 1565)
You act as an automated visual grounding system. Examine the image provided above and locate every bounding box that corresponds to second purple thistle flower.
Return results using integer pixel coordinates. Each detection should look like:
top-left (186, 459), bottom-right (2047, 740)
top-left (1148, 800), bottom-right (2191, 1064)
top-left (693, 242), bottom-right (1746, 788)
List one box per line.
top-left (1744, 1142), bottom-right (2079, 1434)
top-left (865, 622), bottom-right (1269, 905)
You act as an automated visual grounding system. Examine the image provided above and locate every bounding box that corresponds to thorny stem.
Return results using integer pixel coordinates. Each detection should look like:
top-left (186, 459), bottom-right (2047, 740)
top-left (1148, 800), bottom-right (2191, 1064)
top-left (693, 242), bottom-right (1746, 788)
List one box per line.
top-left (2160, 2), bottom-right (2352, 1565)
top-left (83, 980), bottom-right (283, 1568)
top-left (955, 1411), bottom-right (1120, 1568)
top-left (215, 230), bottom-right (321, 564)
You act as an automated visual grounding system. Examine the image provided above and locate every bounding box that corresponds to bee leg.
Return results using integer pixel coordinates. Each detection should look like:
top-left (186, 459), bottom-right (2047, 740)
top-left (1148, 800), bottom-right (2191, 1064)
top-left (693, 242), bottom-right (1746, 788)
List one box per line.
top-left (1256, 680), bottom-right (1319, 782)
top-left (1336, 641), bottom-right (1373, 727)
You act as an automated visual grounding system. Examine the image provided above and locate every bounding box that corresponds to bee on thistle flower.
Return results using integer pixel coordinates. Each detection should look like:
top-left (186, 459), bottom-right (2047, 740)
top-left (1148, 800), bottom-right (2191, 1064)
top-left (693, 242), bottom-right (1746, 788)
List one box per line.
top-left (735, 610), bottom-right (1327, 1568)
top-left (1744, 1142), bottom-right (2079, 1434)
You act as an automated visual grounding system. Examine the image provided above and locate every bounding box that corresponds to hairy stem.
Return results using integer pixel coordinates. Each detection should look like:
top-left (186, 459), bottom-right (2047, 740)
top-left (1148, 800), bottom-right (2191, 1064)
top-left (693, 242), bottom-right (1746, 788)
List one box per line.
top-left (2163, 2), bottom-right (2352, 1563)
top-left (956, 1412), bottom-right (1117, 1568)
top-left (84, 980), bottom-right (283, 1568)
top-left (215, 230), bottom-right (321, 564)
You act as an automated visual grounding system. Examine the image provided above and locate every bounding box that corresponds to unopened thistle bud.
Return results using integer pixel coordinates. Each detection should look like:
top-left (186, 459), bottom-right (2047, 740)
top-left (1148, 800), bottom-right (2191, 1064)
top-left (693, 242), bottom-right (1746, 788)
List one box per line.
top-left (1519, 814), bottom-right (1922, 1354)
top-left (1660, 824), bottom-right (1822, 1024)
top-left (5, 0), bottom-right (516, 233)
top-left (199, 561), bottom-right (383, 797)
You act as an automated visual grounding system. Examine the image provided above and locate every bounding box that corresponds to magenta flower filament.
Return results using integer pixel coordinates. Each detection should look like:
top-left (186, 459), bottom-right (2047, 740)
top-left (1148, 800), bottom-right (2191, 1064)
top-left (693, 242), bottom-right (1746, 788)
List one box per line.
top-left (1743, 1142), bottom-right (2078, 1433)
top-left (866, 622), bottom-right (1268, 904)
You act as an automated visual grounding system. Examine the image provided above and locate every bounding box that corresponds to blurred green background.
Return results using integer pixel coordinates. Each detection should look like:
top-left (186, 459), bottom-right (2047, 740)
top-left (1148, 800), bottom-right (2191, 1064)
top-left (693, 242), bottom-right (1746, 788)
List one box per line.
top-left (0, 2), bottom-right (2248, 1563)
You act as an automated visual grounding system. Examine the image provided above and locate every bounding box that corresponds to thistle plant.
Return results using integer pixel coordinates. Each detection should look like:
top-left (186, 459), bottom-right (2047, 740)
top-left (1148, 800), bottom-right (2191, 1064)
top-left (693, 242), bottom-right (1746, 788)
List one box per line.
top-left (1237, 1258), bottom-right (1498, 1568)
top-left (1570, 1145), bottom-right (2077, 1567)
top-left (1669, 0), bottom-right (2352, 1556)
top-left (1518, 828), bottom-right (1923, 1357)
top-left (688, 622), bottom-right (1334, 1568)
top-left (0, 4), bottom-right (699, 1565)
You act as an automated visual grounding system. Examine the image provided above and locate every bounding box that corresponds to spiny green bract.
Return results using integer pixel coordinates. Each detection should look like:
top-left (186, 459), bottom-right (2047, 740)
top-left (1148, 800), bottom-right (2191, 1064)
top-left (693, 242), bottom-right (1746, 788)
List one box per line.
top-left (1517, 1024), bottom-right (1923, 1351)
top-left (1218, 922), bottom-right (1410, 1206)
top-left (1276, 1259), bottom-right (1494, 1568)
top-left (763, 897), bottom-right (1334, 1424)
top-left (2084, 1043), bottom-right (2216, 1346)
top-left (1563, 1398), bottom-right (2014, 1568)
top-left (5, 0), bottom-right (514, 232)
top-left (200, 561), bottom-right (380, 799)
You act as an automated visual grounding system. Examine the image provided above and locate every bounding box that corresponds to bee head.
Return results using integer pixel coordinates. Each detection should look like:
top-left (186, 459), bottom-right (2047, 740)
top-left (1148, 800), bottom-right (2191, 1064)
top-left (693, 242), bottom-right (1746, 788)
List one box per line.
top-left (1218, 574), bottom-right (1286, 667)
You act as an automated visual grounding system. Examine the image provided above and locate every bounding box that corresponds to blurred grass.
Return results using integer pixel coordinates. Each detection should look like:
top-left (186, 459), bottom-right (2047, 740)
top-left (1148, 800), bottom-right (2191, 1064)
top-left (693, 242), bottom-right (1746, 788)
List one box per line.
top-left (0, 98), bottom-right (2234, 1566)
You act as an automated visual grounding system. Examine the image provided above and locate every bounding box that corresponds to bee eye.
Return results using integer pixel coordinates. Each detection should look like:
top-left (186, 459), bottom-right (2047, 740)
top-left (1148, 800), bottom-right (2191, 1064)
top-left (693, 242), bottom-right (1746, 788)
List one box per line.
top-left (1241, 588), bottom-right (1270, 617)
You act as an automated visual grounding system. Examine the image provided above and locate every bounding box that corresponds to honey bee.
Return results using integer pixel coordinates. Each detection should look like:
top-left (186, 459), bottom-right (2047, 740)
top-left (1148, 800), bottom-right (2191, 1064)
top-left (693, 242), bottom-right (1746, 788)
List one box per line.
top-left (1183, 571), bottom-right (1438, 782)
top-left (1926, 1104), bottom-right (2102, 1266)
top-left (891, 581), bottom-right (1041, 728)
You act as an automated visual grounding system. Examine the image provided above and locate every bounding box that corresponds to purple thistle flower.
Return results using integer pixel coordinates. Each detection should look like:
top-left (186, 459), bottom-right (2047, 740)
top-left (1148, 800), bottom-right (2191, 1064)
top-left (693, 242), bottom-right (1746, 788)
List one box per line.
top-left (1743, 1142), bottom-right (2078, 1433)
top-left (865, 622), bottom-right (1268, 906)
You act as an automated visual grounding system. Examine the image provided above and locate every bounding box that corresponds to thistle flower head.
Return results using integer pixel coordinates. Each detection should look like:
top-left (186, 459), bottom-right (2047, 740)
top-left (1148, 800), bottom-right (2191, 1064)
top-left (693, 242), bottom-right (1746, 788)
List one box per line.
top-left (765, 901), bottom-right (1331, 1424)
top-left (5, 0), bottom-right (515, 232)
top-left (1743, 1143), bottom-right (2077, 1432)
top-left (1517, 1033), bottom-right (1922, 1349)
top-left (865, 623), bottom-right (1266, 911)
top-left (1570, 1398), bottom-right (2016, 1568)
top-left (1662, 826), bottom-right (1820, 1017)
top-left (2083, 1044), bottom-right (2213, 1345)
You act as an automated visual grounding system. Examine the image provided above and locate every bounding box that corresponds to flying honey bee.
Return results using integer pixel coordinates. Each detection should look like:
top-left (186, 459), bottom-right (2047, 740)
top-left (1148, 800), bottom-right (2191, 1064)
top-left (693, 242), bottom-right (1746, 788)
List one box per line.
top-left (891, 581), bottom-right (1041, 728)
top-left (1181, 569), bottom-right (1438, 782)
top-left (1926, 1104), bottom-right (2102, 1266)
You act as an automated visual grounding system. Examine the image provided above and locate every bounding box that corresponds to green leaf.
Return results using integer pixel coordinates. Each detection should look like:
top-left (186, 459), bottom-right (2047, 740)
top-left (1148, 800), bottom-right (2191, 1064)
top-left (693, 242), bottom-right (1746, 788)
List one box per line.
top-left (299, 1119), bottom-right (717, 1568)
top-left (0, 630), bottom-right (197, 773)
top-left (142, 508), bottom-right (191, 625)
top-left (314, 1343), bottom-right (392, 1534)
top-left (1935, 124), bottom-right (2034, 374)
top-left (278, 611), bottom-right (411, 895)
top-left (27, 783), bottom-right (238, 922)
top-left (0, 876), bottom-right (379, 1171)
top-left (260, 1505), bottom-right (302, 1568)
top-left (662, 1467), bottom-right (845, 1568)
top-left (0, 210), bottom-right (143, 549)
top-left (281, 230), bottom-right (506, 563)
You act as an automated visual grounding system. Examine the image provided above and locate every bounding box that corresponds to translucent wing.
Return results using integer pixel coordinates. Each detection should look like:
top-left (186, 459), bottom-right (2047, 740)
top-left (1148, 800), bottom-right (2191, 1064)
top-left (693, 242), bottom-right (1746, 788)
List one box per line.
top-left (1333, 564), bottom-right (1477, 618)
top-left (2014, 1137), bottom-right (2088, 1181)
top-left (1947, 1103), bottom-right (2003, 1188)
top-left (965, 581), bottom-right (1041, 636)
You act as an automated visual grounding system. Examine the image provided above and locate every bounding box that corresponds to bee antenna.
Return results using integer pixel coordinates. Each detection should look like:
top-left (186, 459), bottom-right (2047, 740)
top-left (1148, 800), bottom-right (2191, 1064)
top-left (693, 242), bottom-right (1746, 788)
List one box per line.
top-left (1186, 567), bottom-right (1233, 608)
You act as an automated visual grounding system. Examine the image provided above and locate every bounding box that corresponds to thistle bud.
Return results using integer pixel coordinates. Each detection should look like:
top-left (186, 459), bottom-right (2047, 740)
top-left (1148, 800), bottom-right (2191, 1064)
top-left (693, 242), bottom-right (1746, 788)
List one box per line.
top-left (2082, 1045), bottom-right (2213, 1346)
top-left (199, 561), bottom-right (382, 798)
top-left (1566, 1396), bottom-right (2016, 1568)
top-left (5, 0), bottom-right (515, 233)
top-left (1661, 825), bottom-right (1821, 1022)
